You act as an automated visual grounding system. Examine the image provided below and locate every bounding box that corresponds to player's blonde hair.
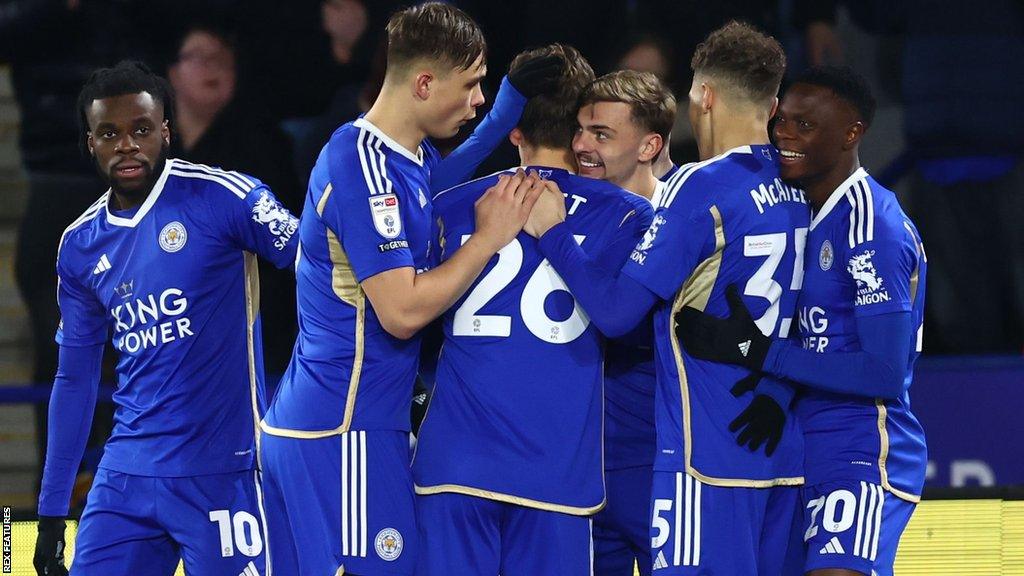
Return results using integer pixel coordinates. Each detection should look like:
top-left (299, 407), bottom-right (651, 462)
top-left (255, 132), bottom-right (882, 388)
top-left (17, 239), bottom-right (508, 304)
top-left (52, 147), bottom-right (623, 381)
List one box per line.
top-left (579, 70), bottom-right (676, 141)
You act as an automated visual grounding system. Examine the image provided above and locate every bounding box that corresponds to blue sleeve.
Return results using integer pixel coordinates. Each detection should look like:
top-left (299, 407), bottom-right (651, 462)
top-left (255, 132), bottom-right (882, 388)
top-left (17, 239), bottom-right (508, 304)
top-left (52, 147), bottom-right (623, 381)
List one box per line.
top-left (430, 77), bottom-right (526, 193)
top-left (223, 182), bottom-right (300, 270)
top-left (54, 248), bottom-right (107, 347)
top-left (538, 221), bottom-right (660, 338)
top-left (38, 343), bottom-right (103, 516)
top-left (843, 216), bottom-right (918, 318)
top-left (325, 132), bottom-right (415, 281)
top-left (755, 376), bottom-right (797, 408)
top-left (763, 311), bottom-right (913, 399)
top-left (620, 178), bottom-right (717, 300)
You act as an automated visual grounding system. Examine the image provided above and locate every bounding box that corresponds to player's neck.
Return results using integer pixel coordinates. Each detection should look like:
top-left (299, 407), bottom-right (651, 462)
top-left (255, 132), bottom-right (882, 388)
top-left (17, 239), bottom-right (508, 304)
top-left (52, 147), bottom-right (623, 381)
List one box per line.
top-left (363, 90), bottom-right (427, 156)
top-left (703, 112), bottom-right (770, 159)
top-left (616, 167), bottom-right (659, 200)
top-left (806, 155), bottom-right (862, 211)
top-left (652, 150), bottom-right (675, 180)
top-left (519, 146), bottom-right (575, 172)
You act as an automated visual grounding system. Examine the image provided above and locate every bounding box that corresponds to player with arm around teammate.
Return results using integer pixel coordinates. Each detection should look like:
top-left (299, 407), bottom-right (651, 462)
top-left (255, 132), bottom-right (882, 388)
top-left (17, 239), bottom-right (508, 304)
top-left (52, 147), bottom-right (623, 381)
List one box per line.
top-left (412, 43), bottom-right (654, 576)
top-left (257, 4), bottom-right (544, 576)
top-left (524, 22), bottom-right (809, 575)
top-left (571, 69), bottom-right (676, 576)
top-left (33, 61), bottom-right (299, 576)
top-left (676, 66), bottom-right (927, 576)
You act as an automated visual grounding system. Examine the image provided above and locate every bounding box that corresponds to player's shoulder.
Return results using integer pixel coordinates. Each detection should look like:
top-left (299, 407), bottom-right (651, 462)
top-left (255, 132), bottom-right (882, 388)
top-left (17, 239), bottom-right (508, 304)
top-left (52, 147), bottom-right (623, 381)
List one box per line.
top-left (431, 168), bottom-right (509, 211)
top-left (325, 118), bottom-right (428, 196)
top-left (166, 158), bottom-right (264, 202)
top-left (659, 146), bottom-right (766, 210)
top-left (59, 191), bottom-right (110, 255)
top-left (839, 171), bottom-right (917, 249)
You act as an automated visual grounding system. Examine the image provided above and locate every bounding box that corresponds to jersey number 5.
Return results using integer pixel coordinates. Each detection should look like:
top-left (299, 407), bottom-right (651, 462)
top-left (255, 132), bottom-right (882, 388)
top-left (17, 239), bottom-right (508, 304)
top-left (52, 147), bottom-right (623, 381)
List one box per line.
top-left (453, 235), bottom-right (589, 344)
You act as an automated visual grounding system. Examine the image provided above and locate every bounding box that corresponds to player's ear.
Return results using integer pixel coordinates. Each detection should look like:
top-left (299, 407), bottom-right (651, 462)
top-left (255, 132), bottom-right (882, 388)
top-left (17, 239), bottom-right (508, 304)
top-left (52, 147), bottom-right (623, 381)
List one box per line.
top-left (845, 121), bottom-right (865, 150)
top-left (701, 82), bottom-right (713, 112)
top-left (768, 96), bottom-right (779, 120)
top-left (86, 132), bottom-right (95, 156)
top-left (509, 128), bottom-right (524, 148)
top-left (638, 133), bottom-right (663, 163)
top-left (414, 71), bottom-right (434, 101)
top-left (161, 119), bottom-right (171, 146)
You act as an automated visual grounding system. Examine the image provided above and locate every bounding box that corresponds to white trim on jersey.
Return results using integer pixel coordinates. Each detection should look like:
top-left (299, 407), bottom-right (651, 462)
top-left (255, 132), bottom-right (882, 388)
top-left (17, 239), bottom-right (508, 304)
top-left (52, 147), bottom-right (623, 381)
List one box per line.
top-left (659, 146), bottom-right (753, 210)
top-left (239, 560), bottom-right (259, 576)
top-left (341, 431), bottom-right (368, 558)
top-left (254, 469), bottom-right (271, 576)
top-left (852, 481), bottom-right (884, 562)
top-left (353, 117), bottom-right (424, 165)
top-left (106, 158), bottom-right (174, 227)
top-left (356, 130), bottom-right (399, 199)
top-left (672, 472), bottom-right (702, 568)
top-left (431, 168), bottom-right (511, 201)
top-left (169, 161), bottom-right (257, 200)
top-left (846, 179), bottom-right (876, 248)
top-left (809, 167), bottom-right (868, 231)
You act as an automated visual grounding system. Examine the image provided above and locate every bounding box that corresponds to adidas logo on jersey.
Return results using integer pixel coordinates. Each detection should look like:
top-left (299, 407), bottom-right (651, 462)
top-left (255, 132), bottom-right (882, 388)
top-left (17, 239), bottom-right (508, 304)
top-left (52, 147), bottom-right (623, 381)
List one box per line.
top-left (819, 536), bottom-right (846, 555)
top-left (653, 550), bottom-right (669, 570)
top-left (738, 340), bottom-right (751, 357)
top-left (93, 254), bottom-right (112, 275)
top-left (238, 560), bottom-right (260, 576)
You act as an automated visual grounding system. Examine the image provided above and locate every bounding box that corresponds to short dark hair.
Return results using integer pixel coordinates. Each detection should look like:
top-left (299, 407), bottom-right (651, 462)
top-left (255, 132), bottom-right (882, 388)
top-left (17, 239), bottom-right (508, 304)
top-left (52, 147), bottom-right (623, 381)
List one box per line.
top-left (791, 65), bottom-right (877, 127)
top-left (579, 70), bottom-right (676, 141)
top-left (77, 60), bottom-right (174, 154)
top-left (510, 44), bottom-right (595, 149)
top-left (690, 21), bottom-right (785, 106)
top-left (385, 2), bottom-right (486, 74)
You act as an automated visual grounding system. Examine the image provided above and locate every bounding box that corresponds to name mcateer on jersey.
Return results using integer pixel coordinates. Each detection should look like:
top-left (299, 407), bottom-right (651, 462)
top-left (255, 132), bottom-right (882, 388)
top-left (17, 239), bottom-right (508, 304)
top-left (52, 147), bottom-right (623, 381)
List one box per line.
top-left (110, 287), bottom-right (194, 353)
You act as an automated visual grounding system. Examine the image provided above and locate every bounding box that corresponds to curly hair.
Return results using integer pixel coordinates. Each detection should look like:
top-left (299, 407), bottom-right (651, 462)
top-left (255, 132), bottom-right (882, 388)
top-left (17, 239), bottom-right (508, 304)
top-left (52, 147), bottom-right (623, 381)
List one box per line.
top-left (690, 21), bottom-right (786, 105)
top-left (76, 60), bottom-right (174, 155)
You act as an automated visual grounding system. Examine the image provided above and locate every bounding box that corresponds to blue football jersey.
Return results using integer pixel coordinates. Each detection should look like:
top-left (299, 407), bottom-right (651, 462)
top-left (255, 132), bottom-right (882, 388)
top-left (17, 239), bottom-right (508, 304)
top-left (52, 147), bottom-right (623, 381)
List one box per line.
top-left (55, 159), bottom-right (298, 476)
top-left (795, 168), bottom-right (928, 501)
top-left (622, 145), bottom-right (808, 484)
top-left (413, 167), bottom-right (653, 513)
top-left (602, 177), bottom-right (676, 471)
top-left (263, 118), bottom-right (441, 435)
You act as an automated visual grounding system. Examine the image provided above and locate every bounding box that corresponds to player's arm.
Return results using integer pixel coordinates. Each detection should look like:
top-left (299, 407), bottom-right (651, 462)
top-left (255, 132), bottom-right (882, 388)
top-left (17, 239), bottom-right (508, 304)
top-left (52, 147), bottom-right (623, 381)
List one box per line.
top-left (223, 182), bottom-right (300, 269)
top-left (362, 171), bottom-right (545, 339)
top-left (430, 54), bottom-right (564, 192)
top-left (35, 257), bottom-right (107, 575)
top-left (678, 227), bottom-right (919, 400)
top-left (527, 181), bottom-right (710, 338)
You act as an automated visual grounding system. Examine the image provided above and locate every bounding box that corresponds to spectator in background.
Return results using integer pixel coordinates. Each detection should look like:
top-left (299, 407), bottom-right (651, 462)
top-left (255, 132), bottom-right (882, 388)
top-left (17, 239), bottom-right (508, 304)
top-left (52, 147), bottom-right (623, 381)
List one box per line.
top-left (168, 23), bottom-right (301, 374)
top-left (864, 0), bottom-right (1024, 354)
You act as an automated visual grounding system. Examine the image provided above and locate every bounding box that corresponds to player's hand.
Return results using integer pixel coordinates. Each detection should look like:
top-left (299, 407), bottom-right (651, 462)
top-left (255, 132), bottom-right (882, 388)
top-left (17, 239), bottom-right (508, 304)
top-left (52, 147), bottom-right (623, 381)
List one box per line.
top-left (674, 284), bottom-right (769, 371)
top-left (507, 53), bottom-right (564, 98)
top-left (34, 516), bottom-right (69, 576)
top-left (730, 394), bottom-right (786, 456)
top-left (523, 179), bottom-right (566, 239)
top-left (473, 169), bottom-right (544, 252)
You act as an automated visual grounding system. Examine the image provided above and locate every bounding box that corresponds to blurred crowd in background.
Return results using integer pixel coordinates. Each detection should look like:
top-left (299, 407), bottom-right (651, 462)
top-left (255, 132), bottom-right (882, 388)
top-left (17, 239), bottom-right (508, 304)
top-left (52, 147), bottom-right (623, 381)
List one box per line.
top-left (1, 0), bottom-right (1022, 398)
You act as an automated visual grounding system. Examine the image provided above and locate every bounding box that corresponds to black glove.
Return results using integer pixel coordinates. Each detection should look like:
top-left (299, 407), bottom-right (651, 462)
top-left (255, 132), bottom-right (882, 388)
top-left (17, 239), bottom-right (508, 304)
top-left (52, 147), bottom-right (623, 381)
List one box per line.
top-left (675, 284), bottom-right (770, 371)
top-left (729, 394), bottom-right (786, 457)
top-left (507, 53), bottom-right (563, 98)
top-left (34, 516), bottom-right (69, 576)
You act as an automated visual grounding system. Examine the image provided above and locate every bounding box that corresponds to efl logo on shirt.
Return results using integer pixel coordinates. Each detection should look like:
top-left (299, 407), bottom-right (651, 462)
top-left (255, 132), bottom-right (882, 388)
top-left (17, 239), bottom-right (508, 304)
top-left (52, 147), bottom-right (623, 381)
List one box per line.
top-left (370, 193), bottom-right (402, 239)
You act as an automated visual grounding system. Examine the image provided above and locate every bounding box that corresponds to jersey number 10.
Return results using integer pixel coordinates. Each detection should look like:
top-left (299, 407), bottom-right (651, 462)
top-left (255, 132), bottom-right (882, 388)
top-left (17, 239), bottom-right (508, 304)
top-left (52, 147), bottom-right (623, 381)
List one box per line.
top-left (453, 235), bottom-right (589, 344)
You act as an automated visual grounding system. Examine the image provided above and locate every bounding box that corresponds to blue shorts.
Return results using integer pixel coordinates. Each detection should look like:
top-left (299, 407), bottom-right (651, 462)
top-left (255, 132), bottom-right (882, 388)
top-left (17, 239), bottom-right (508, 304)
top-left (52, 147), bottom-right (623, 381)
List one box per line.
top-left (415, 492), bottom-right (592, 576)
top-left (71, 467), bottom-right (267, 576)
top-left (649, 471), bottom-right (803, 575)
top-left (593, 465), bottom-right (653, 576)
top-left (260, 430), bottom-right (416, 576)
top-left (802, 480), bottom-right (916, 576)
